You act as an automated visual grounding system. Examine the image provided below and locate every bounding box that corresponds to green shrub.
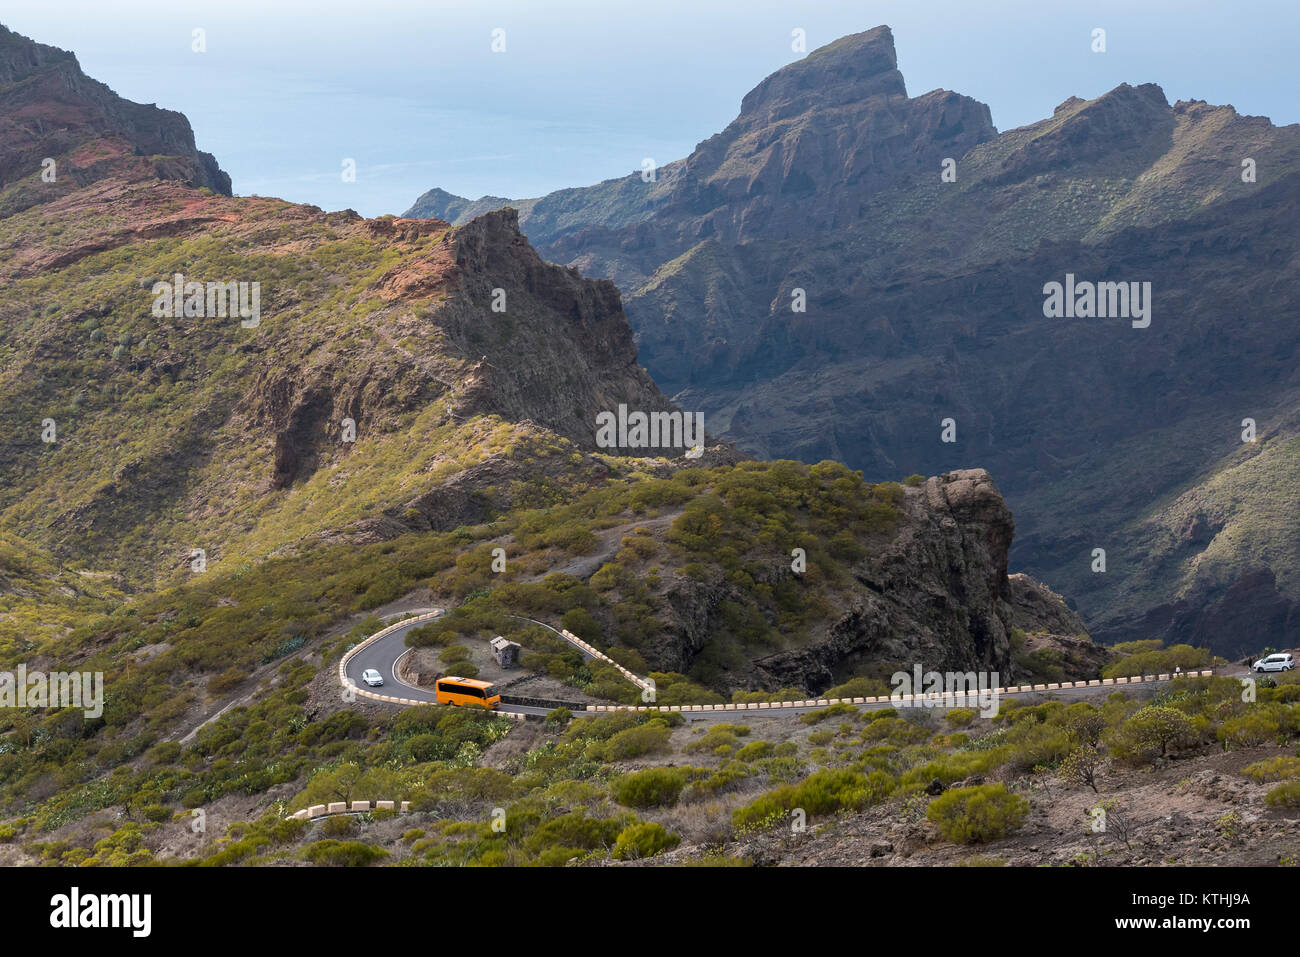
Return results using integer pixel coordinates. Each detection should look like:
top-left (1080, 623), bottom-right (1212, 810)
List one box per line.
top-left (1065, 707), bottom-right (1106, 746)
top-left (684, 723), bottom-right (750, 754)
top-left (560, 607), bottom-right (602, 644)
top-left (1002, 721), bottom-right (1072, 772)
top-left (1241, 756), bottom-right (1300, 782)
top-left (439, 644), bottom-right (471, 664)
top-left (1217, 709), bottom-right (1285, 749)
top-left (800, 702), bottom-right (858, 724)
top-left (140, 804), bottom-right (172, 823)
top-left (1102, 644), bottom-right (1213, 679)
top-left (611, 821), bottom-right (680, 860)
top-left (946, 708), bottom-right (977, 728)
top-left (586, 722), bottom-right (673, 761)
top-left (900, 748), bottom-right (1007, 791)
top-left (302, 840), bottom-right (388, 866)
top-left (1264, 780), bottom-right (1300, 807)
top-left (688, 760), bottom-right (751, 797)
top-left (207, 667), bottom-right (244, 695)
top-left (926, 783), bottom-right (1030, 844)
top-left (523, 811), bottom-right (622, 864)
top-left (1056, 747), bottom-right (1102, 792)
top-left (322, 815), bottom-right (357, 836)
top-left (146, 741), bottom-right (183, 766)
top-left (735, 741), bottom-right (775, 762)
top-left (1111, 639), bottom-right (1164, 655)
top-left (823, 676), bottom-right (891, 699)
top-left (1113, 705), bottom-right (1196, 760)
top-left (732, 769), bottom-right (894, 831)
top-left (544, 707), bottom-right (573, 730)
top-left (610, 768), bottom-right (689, 808)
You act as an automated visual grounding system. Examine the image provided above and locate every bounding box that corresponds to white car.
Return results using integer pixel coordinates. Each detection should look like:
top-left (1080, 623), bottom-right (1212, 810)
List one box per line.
top-left (361, 668), bottom-right (384, 687)
top-left (1252, 653), bottom-right (1294, 673)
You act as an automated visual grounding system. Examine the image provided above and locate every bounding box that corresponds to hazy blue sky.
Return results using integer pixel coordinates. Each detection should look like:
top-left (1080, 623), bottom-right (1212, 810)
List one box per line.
top-left (6, 0), bottom-right (1297, 217)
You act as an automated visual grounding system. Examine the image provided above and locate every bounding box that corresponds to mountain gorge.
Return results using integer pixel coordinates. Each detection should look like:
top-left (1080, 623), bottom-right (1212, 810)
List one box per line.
top-left (0, 22), bottom-right (1079, 700)
top-left (7, 20), bottom-right (1298, 874)
top-left (406, 25), bottom-right (1300, 658)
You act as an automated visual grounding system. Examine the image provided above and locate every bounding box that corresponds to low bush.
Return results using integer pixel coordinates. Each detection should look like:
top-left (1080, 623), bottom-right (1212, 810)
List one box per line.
top-left (1241, 756), bottom-right (1300, 782)
top-left (926, 783), bottom-right (1030, 844)
top-left (610, 768), bottom-right (689, 808)
top-left (732, 768), bottom-right (895, 831)
top-left (586, 722), bottom-right (673, 761)
top-left (611, 821), bottom-right (680, 860)
top-left (946, 708), bottom-right (977, 728)
top-left (1264, 780), bottom-right (1300, 807)
top-left (302, 840), bottom-right (388, 866)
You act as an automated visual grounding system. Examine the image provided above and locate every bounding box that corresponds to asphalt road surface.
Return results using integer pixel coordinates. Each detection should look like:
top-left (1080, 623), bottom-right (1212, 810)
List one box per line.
top-left (343, 612), bottom-right (1213, 722)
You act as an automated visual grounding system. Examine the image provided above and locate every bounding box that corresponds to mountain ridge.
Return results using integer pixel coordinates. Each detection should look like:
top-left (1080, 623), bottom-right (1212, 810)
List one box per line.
top-left (403, 25), bottom-right (1300, 656)
top-left (0, 24), bottom-right (230, 215)
top-left (0, 20), bottom-right (1088, 701)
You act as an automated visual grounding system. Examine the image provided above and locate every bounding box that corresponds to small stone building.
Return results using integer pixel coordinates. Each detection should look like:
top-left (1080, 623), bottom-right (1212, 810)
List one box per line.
top-left (490, 635), bottom-right (520, 668)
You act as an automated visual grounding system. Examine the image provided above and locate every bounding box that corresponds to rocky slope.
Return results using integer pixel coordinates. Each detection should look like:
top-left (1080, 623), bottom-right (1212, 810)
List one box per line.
top-left (0, 25), bottom-right (694, 595)
top-left (405, 25), bottom-right (1300, 656)
top-left (0, 22), bottom-right (1097, 703)
top-left (588, 468), bottom-right (1093, 691)
top-left (0, 25), bottom-right (230, 216)
top-left (745, 470), bottom-right (1050, 691)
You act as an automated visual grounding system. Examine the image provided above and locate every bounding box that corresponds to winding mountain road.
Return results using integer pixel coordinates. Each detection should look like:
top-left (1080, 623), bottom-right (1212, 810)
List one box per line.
top-left (342, 611), bottom-right (558, 718)
top-left (339, 610), bottom-right (1215, 722)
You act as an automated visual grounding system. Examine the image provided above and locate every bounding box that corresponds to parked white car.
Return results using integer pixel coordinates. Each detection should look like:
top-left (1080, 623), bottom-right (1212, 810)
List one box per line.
top-left (361, 668), bottom-right (384, 686)
top-left (1252, 653), bottom-right (1294, 673)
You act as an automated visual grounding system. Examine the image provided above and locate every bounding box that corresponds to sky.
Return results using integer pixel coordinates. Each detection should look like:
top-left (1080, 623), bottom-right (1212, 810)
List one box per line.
top-left (5, 0), bottom-right (1297, 217)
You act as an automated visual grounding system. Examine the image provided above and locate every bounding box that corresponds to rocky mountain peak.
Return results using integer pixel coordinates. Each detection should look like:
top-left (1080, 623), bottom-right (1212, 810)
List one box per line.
top-left (736, 25), bottom-right (908, 127)
top-left (395, 26), bottom-right (1300, 656)
top-left (649, 25), bottom-right (998, 244)
top-left (0, 23), bottom-right (230, 207)
top-left (0, 22), bottom-right (74, 81)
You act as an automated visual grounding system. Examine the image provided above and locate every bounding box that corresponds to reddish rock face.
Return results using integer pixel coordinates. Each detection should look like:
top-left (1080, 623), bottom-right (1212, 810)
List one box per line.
top-left (0, 25), bottom-right (230, 204)
top-left (0, 26), bottom-right (712, 577)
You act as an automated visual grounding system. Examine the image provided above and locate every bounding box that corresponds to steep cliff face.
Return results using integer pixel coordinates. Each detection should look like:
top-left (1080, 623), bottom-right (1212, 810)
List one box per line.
top-left (0, 25), bottom-right (230, 214)
top-left (409, 26), bottom-right (996, 291)
top-left (634, 470), bottom-right (1082, 692)
top-left (751, 470), bottom-right (1018, 691)
top-left (433, 207), bottom-right (677, 443)
top-left (633, 26), bottom-right (995, 249)
top-left (0, 53), bottom-right (689, 584)
top-left (405, 25), bottom-right (1300, 655)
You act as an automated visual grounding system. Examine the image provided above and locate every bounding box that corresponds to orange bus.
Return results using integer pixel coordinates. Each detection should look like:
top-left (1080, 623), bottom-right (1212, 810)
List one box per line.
top-left (435, 677), bottom-right (501, 710)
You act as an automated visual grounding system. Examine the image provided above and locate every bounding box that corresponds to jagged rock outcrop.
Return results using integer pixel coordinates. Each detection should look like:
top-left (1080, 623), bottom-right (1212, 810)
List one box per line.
top-left (0, 25), bottom-right (230, 211)
top-left (750, 470), bottom-right (1017, 690)
top-left (0, 47), bottom-right (698, 579)
top-left (642, 470), bottom-right (1092, 692)
top-left (404, 24), bottom-right (1300, 656)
